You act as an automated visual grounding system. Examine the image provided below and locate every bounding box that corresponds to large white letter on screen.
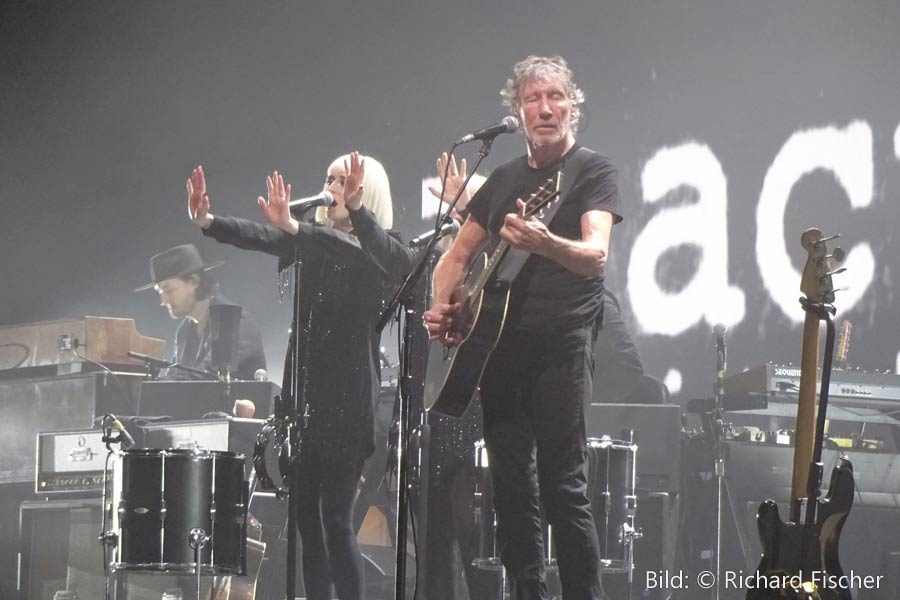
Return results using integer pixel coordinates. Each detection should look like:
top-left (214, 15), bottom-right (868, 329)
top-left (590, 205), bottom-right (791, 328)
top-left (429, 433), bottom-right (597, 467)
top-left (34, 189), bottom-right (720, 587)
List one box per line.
top-left (756, 121), bottom-right (874, 322)
top-left (628, 142), bottom-right (745, 335)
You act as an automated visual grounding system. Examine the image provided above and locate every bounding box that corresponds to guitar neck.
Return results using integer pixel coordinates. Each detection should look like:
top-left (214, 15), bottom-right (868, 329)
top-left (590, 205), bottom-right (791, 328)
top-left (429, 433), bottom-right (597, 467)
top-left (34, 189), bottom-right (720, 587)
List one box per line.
top-left (790, 310), bottom-right (821, 522)
top-left (466, 172), bottom-right (561, 300)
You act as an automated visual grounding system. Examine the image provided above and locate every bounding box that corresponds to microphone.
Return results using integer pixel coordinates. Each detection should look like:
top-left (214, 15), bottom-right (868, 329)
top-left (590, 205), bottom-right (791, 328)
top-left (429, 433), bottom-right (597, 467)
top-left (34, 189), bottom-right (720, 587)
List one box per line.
top-left (288, 191), bottom-right (336, 214)
top-left (109, 415), bottom-right (136, 449)
top-left (409, 220), bottom-right (461, 248)
top-left (456, 115), bottom-right (519, 144)
top-left (713, 324), bottom-right (727, 397)
top-left (713, 323), bottom-right (727, 361)
top-left (128, 350), bottom-right (173, 369)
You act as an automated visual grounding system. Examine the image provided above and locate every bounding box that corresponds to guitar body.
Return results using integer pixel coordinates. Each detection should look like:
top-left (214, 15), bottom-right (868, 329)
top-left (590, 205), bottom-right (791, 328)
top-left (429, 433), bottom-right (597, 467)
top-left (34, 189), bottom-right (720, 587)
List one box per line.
top-left (427, 175), bottom-right (561, 418)
top-left (746, 228), bottom-right (854, 600)
top-left (748, 457), bottom-right (854, 600)
top-left (429, 268), bottom-right (510, 417)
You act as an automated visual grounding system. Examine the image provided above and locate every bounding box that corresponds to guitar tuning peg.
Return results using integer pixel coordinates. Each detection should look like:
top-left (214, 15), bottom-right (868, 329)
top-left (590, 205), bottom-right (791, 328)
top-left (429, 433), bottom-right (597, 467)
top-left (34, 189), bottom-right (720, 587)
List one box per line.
top-left (826, 267), bottom-right (847, 277)
top-left (832, 285), bottom-right (850, 293)
top-left (827, 247), bottom-right (845, 262)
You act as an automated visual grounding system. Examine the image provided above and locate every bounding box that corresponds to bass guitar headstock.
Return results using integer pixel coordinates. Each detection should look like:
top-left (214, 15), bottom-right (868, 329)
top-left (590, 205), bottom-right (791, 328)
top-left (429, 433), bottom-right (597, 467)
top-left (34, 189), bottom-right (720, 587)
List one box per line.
top-left (799, 228), bottom-right (846, 305)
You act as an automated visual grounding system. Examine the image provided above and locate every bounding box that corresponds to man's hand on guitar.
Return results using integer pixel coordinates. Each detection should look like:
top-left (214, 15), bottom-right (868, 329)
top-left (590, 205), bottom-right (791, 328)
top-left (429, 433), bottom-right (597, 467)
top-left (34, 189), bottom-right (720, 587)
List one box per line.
top-left (423, 302), bottom-right (465, 346)
top-left (500, 198), bottom-right (553, 254)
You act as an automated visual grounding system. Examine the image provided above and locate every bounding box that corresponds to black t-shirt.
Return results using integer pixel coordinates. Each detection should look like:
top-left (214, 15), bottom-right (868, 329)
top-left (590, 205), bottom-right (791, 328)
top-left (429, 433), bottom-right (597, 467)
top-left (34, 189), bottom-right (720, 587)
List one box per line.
top-left (466, 144), bottom-right (622, 332)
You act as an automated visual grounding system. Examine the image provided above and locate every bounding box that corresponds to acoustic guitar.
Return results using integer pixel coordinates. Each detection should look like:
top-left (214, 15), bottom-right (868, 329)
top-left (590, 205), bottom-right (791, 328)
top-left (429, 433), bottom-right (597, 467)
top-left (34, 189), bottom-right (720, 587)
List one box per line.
top-left (429, 174), bottom-right (561, 417)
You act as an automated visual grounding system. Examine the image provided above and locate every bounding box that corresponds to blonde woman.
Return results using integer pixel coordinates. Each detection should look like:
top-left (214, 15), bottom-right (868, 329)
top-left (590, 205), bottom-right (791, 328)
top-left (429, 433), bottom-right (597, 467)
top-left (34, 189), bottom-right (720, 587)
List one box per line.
top-left (187, 151), bottom-right (404, 600)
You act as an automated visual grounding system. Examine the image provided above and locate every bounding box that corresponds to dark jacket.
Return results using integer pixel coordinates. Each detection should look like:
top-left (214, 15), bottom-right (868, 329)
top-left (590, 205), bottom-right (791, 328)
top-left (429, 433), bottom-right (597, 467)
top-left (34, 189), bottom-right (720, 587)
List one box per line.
top-left (169, 291), bottom-right (266, 381)
top-left (204, 212), bottom-right (404, 462)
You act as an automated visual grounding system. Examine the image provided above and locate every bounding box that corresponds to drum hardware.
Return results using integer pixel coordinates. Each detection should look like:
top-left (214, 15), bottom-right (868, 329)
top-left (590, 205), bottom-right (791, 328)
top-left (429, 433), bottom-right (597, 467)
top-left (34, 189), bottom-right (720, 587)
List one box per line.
top-left (472, 434), bottom-right (642, 598)
top-left (90, 445), bottom-right (248, 600)
top-left (190, 527), bottom-right (211, 600)
top-left (587, 435), bottom-right (640, 582)
top-left (96, 414), bottom-right (132, 600)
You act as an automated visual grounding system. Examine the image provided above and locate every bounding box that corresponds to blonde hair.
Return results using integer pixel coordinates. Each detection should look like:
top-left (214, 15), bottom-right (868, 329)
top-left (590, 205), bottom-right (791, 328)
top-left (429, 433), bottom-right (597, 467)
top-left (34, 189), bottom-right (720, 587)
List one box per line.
top-left (316, 154), bottom-right (393, 230)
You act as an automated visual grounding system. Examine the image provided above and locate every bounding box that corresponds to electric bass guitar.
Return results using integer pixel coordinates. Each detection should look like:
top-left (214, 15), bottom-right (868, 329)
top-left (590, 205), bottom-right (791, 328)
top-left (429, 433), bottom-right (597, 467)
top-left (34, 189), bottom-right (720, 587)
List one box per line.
top-left (429, 173), bottom-right (561, 417)
top-left (747, 228), bottom-right (854, 600)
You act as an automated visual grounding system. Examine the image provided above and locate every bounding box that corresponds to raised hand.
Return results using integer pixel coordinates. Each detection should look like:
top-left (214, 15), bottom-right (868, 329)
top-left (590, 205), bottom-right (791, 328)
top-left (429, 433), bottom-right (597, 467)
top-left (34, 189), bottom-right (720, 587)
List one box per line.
top-left (428, 153), bottom-right (470, 219)
top-left (257, 170), bottom-right (297, 233)
top-left (343, 151), bottom-right (366, 211)
top-left (187, 165), bottom-right (213, 228)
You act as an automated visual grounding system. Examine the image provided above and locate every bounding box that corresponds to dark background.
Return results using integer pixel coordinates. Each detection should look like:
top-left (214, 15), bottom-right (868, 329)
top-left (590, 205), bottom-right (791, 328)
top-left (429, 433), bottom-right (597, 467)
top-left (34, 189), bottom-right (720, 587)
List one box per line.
top-left (3, 0), bottom-right (899, 401)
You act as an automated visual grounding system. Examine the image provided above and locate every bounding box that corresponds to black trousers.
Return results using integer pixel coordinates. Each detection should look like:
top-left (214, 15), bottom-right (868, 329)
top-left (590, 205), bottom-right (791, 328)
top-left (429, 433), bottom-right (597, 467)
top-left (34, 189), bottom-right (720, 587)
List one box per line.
top-left (423, 443), bottom-right (501, 600)
top-left (296, 447), bottom-right (365, 600)
top-left (480, 323), bottom-right (602, 600)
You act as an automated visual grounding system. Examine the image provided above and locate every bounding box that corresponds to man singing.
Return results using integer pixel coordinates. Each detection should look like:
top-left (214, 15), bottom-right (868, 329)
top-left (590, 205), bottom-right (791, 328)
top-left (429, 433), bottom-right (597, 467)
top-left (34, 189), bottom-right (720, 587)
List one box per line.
top-left (424, 55), bottom-right (622, 600)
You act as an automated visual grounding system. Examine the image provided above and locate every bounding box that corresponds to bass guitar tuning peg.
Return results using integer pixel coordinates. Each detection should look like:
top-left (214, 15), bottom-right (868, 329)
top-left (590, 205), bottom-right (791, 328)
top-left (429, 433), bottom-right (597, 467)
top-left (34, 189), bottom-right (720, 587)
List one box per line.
top-left (826, 267), bottom-right (847, 277)
top-left (827, 247), bottom-right (845, 262)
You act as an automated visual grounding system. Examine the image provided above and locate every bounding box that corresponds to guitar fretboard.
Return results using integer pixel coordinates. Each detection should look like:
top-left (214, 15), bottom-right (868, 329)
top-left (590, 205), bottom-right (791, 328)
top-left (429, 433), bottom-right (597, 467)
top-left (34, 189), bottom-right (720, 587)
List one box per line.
top-left (465, 173), bottom-right (561, 300)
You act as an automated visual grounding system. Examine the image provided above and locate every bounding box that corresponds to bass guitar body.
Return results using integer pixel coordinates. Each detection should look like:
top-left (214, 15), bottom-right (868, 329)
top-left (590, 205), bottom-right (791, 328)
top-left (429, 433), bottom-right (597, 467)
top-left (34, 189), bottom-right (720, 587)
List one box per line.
top-left (749, 457), bottom-right (854, 600)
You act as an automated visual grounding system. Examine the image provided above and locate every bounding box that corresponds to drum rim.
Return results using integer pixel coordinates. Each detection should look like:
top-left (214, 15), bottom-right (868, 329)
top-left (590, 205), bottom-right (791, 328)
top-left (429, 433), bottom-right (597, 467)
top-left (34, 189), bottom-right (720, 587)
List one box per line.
top-left (121, 448), bottom-right (165, 457)
top-left (121, 448), bottom-right (244, 459)
top-left (163, 448), bottom-right (239, 458)
top-left (110, 561), bottom-right (245, 575)
top-left (586, 436), bottom-right (637, 451)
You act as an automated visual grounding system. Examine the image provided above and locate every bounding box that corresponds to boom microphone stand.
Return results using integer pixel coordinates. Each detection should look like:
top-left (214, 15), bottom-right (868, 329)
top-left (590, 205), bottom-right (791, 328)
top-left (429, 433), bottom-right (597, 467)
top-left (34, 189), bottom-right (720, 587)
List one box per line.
top-left (377, 137), bottom-right (495, 600)
top-left (711, 324), bottom-right (726, 600)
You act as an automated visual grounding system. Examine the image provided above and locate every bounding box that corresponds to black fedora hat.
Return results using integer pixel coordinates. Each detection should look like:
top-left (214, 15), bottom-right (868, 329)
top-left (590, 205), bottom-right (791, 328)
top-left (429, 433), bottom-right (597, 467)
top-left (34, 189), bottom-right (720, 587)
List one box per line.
top-left (135, 244), bottom-right (224, 291)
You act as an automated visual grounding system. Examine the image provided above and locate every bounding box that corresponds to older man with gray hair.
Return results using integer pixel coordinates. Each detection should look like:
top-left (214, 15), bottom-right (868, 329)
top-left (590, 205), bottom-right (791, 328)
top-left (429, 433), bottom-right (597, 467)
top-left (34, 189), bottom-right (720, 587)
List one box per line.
top-left (425, 55), bottom-right (622, 600)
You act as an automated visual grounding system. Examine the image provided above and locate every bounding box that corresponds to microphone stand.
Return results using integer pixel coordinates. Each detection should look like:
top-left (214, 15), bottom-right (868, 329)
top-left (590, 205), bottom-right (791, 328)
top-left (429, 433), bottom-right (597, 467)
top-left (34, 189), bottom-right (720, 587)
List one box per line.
top-left (376, 137), bottom-right (496, 600)
top-left (709, 332), bottom-right (727, 600)
top-left (282, 251), bottom-right (309, 600)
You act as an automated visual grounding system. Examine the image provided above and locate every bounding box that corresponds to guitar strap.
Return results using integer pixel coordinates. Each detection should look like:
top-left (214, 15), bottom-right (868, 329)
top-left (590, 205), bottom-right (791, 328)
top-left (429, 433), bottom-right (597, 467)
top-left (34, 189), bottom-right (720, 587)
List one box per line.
top-left (496, 146), bottom-right (596, 283)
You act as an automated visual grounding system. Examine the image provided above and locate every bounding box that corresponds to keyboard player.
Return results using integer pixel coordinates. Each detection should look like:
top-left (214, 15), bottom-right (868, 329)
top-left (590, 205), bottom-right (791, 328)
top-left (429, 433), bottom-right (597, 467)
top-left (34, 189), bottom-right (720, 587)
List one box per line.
top-left (135, 243), bottom-right (266, 383)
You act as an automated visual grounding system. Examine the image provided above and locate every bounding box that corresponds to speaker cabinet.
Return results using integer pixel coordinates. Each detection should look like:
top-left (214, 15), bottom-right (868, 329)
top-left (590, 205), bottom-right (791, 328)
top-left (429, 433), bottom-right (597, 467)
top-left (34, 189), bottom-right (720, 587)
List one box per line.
top-left (18, 499), bottom-right (105, 600)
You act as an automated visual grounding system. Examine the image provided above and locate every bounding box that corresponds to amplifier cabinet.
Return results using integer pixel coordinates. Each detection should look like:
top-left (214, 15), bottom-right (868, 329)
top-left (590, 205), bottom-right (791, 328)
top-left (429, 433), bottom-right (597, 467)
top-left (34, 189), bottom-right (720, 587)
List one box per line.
top-left (587, 403), bottom-right (682, 492)
top-left (0, 371), bottom-right (142, 485)
top-left (35, 428), bottom-right (110, 495)
top-left (18, 498), bottom-right (105, 600)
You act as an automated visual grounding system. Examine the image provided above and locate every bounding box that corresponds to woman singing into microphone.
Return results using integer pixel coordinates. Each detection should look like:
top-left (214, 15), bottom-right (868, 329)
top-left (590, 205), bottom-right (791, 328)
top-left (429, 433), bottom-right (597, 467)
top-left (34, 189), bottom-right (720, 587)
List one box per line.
top-left (186, 152), bottom-right (410, 600)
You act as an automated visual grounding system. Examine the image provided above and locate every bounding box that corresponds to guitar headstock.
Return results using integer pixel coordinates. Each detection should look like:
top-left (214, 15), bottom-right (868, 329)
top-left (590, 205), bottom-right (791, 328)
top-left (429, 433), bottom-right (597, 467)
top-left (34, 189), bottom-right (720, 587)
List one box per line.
top-left (521, 173), bottom-right (561, 219)
top-left (799, 228), bottom-right (846, 304)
